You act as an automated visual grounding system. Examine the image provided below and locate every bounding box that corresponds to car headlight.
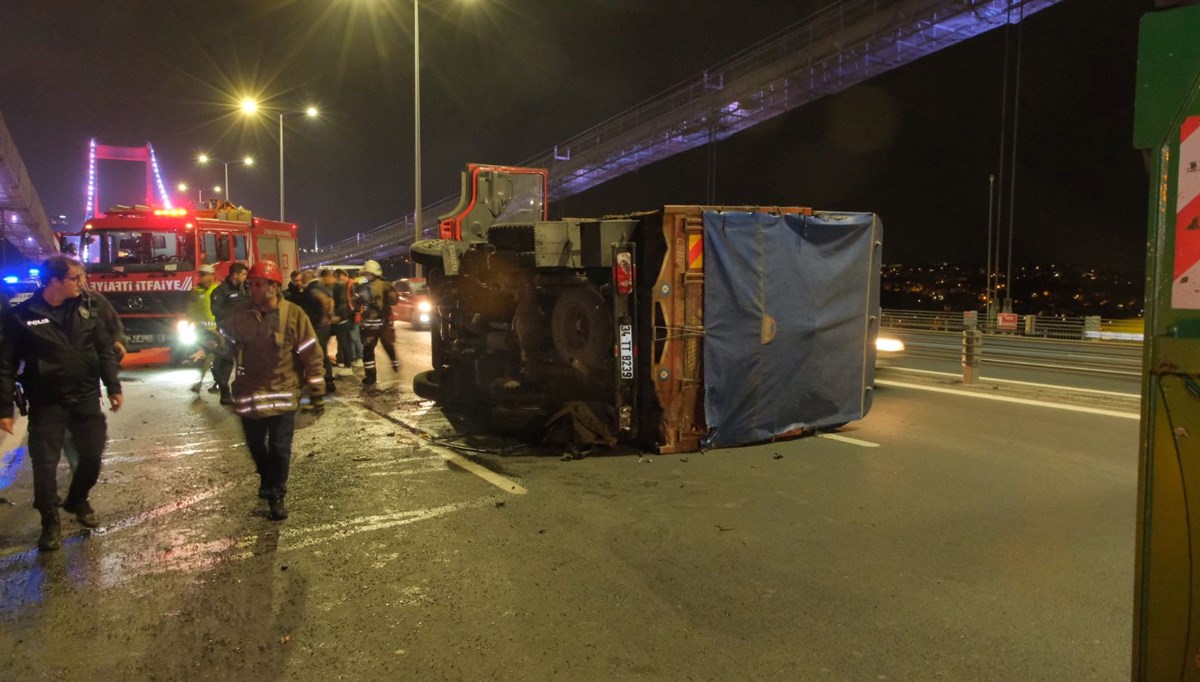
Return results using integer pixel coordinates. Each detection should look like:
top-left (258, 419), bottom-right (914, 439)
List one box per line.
top-left (876, 336), bottom-right (905, 353)
top-left (176, 320), bottom-right (197, 346)
top-left (418, 300), bottom-right (432, 313)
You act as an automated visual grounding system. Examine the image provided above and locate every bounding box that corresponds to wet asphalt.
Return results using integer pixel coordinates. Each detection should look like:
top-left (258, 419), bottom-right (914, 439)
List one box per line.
top-left (0, 331), bottom-right (1137, 680)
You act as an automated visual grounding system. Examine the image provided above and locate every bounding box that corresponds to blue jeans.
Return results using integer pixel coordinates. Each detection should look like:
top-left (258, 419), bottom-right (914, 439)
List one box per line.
top-left (349, 323), bottom-right (364, 361)
top-left (239, 413), bottom-right (296, 500)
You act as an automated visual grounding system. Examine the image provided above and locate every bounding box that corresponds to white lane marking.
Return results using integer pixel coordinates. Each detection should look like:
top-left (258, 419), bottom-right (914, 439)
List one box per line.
top-left (400, 433), bottom-right (528, 495)
top-left (875, 378), bottom-right (1140, 420)
top-left (818, 433), bottom-right (879, 448)
top-left (883, 367), bottom-right (1140, 398)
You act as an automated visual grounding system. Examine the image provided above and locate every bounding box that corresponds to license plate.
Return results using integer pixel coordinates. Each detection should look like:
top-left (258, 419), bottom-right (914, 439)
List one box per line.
top-left (128, 333), bottom-right (167, 345)
top-left (619, 323), bottom-right (634, 380)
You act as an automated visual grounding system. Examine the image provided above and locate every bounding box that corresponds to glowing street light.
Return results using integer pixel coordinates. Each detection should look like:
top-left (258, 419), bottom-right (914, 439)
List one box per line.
top-left (239, 98), bottom-right (319, 221)
top-left (197, 154), bottom-right (253, 203)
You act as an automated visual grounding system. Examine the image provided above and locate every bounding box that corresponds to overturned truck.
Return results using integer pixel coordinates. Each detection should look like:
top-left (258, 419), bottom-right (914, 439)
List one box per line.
top-left (411, 164), bottom-right (882, 453)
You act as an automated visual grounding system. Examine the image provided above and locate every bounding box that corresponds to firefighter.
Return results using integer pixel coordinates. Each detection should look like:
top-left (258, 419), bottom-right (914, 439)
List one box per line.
top-left (210, 262), bottom-right (249, 405)
top-left (355, 260), bottom-right (399, 387)
top-left (187, 264), bottom-right (220, 392)
top-left (0, 255), bottom-right (123, 551)
top-left (218, 260), bottom-right (324, 520)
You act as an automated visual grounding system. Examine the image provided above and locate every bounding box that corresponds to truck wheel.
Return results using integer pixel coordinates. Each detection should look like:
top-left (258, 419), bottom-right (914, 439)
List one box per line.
top-left (413, 370), bottom-right (442, 401)
top-left (551, 286), bottom-right (611, 371)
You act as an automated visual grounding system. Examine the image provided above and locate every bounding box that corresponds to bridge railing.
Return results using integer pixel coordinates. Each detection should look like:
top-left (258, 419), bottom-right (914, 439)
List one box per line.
top-left (880, 309), bottom-right (1144, 382)
top-left (880, 309), bottom-right (1141, 341)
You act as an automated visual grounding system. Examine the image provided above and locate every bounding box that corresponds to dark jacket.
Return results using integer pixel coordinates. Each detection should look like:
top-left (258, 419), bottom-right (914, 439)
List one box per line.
top-left (86, 290), bottom-right (125, 345)
top-left (300, 281), bottom-right (333, 329)
top-left (210, 277), bottom-right (248, 324)
top-left (355, 278), bottom-right (398, 322)
top-left (0, 291), bottom-right (122, 417)
top-left (221, 299), bottom-right (325, 418)
top-left (330, 281), bottom-right (350, 323)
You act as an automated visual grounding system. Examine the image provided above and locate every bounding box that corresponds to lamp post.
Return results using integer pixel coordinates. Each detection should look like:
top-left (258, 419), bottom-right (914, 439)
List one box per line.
top-left (985, 174), bottom-right (995, 328)
top-left (198, 154), bottom-right (253, 203)
top-left (278, 106), bottom-right (319, 222)
top-left (414, 0), bottom-right (422, 252)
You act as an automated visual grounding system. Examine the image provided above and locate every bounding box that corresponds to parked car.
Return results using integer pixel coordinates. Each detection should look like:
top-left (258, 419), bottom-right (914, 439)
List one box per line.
top-left (392, 277), bottom-right (432, 329)
top-left (1, 273), bottom-right (39, 306)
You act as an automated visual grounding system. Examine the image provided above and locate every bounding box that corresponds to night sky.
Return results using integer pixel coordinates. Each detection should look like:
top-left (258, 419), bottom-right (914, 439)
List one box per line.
top-left (1, 0), bottom-right (1154, 271)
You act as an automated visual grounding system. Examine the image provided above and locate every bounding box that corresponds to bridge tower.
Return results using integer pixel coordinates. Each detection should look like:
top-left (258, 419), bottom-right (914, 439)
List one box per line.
top-left (84, 139), bottom-right (173, 218)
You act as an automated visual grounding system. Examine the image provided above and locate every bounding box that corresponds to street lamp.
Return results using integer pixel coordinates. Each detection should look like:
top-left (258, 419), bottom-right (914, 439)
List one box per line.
top-left (355, 0), bottom-right (471, 261)
top-left (278, 106), bottom-right (319, 222)
top-left (413, 0), bottom-right (423, 253)
top-left (238, 99), bottom-right (319, 221)
top-left (197, 154), bottom-right (253, 203)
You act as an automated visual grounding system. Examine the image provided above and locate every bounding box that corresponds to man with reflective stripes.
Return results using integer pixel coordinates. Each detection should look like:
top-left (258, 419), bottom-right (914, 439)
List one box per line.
top-left (218, 259), bottom-right (324, 520)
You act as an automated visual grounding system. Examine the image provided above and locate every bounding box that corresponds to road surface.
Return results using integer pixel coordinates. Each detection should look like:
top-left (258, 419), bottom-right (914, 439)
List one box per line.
top-left (0, 328), bottom-right (1138, 679)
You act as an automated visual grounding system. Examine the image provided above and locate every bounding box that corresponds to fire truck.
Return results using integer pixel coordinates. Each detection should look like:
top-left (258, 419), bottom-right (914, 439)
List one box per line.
top-left (78, 204), bottom-right (298, 358)
top-left (411, 163), bottom-right (882, 453)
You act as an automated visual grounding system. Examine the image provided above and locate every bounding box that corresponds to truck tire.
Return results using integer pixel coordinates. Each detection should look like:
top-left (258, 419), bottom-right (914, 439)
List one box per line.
top-left (550, 286), bottom-right (611, 371)
top-left (413, 370), bottom-right (442, 401)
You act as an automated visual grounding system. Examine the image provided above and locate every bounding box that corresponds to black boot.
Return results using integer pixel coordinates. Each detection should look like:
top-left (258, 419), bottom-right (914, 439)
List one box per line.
top-left (62, 498), bottom-right (99, 528)
top-left (362, 370), bottom-right (376, 387)
top-left (268, 496), bottom-right (288, 521)
top-left (219, 385), bottom-right (233, 406)
top-left (38, 508), bottom-right (61, 551)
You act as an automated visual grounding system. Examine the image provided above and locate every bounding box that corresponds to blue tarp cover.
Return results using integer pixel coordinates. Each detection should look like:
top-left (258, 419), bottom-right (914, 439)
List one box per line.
top-left (702, 210), bottom-right (880, 448)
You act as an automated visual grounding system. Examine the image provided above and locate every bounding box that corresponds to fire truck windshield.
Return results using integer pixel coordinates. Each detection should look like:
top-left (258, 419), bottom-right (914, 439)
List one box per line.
top-left (83, 230), bottom-right (196, 272)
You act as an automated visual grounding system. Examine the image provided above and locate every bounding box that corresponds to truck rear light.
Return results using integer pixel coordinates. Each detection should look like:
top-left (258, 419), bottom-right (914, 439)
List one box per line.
top-left (614, 251), bottom-right (634, 295)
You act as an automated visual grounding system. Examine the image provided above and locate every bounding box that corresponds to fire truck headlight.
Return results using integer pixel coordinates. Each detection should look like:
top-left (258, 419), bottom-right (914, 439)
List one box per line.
top-left (176, 320), bottom-right (197, 346)
top-left (418, 300), bottom-right (432, 313)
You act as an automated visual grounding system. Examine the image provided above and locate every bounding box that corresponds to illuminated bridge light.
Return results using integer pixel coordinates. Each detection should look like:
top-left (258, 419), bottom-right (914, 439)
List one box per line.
top-left (148, 143), bottom-right (173, 210)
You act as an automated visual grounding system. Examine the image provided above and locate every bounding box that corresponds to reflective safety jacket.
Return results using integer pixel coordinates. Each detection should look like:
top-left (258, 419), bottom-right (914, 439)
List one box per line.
top-left (187, 282), bottom-right (219, 330)
top-left (220, 298), bottom-right (325, 418)
top-left (355, 278), bottom-right (398, 328)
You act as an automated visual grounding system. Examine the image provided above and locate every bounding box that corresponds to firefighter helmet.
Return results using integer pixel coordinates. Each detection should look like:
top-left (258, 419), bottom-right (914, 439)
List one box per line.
top-left (362, 260), bottom-right (383, 278)
top-left (248, 260), bottom-right (283, 285)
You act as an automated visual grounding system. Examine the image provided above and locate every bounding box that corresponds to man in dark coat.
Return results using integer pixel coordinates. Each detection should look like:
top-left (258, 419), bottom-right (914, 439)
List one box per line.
top-left (0, 255), bottom-right (124, 551)
top-left (298, 269), bottom-right (336, 397)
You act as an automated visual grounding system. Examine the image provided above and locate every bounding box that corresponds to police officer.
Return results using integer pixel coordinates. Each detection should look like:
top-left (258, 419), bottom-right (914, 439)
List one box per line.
top-left (0, 255), bottom-right (123, 551)
top-left (355, 260), bottom-right (399, 387)
top-left (210, 262), bottom-right (249, 405)
top-left (218, 260), bottom-right (324, 520)
top-left (63, 272), bottom-right (126, 473)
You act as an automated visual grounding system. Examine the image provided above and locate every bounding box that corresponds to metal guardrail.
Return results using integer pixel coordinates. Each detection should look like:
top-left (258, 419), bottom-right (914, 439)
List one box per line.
top-left (888, 329), bottom-right (1143, 379)
top-left (880, 309), bottom-right (1140, 341)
